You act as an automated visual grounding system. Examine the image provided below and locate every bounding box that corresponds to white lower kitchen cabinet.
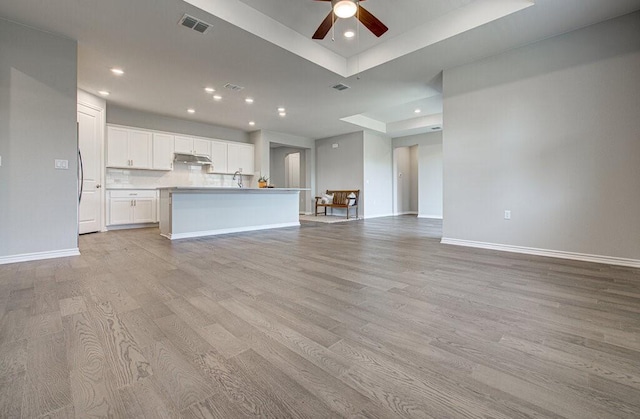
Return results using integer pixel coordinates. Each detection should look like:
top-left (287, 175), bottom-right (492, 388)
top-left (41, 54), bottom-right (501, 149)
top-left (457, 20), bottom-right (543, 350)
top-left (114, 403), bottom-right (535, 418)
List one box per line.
top-left (108, 190), bottom-right (157, 226)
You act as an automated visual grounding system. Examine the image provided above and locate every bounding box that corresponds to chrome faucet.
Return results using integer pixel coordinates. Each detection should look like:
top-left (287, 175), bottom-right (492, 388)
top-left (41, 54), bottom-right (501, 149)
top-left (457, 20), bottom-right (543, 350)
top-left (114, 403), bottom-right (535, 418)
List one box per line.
top-left (233, 171), bottom-right (243, 188)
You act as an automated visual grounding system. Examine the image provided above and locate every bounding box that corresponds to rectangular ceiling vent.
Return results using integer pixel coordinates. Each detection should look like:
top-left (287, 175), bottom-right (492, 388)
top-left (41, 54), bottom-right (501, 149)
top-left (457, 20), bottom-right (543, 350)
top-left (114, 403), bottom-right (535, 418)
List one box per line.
top-left (179, 14), bottom-right (212, 34)
top-left (332, 83), bottom-right (350, 91)
top-left (224, 83), bottom-right (245, 92)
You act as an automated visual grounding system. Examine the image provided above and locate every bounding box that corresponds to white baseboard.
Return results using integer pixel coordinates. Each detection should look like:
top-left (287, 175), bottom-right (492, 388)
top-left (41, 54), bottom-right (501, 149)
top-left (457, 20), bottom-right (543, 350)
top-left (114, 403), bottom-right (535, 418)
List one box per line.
top-left (107, 222), bottom-right (158, 231)
top-left (363, 213), bottom-right (395, 219)
top-left (0, 248), bottom-right (81, 265)
top-left (418, 214), bottom-right (443, 219)
top-left (396, 211), bottom-right (418, 216)
top-left (164, 222), bottom-right (300, 240)
top-left (440, 238), bottom-right (640, 268)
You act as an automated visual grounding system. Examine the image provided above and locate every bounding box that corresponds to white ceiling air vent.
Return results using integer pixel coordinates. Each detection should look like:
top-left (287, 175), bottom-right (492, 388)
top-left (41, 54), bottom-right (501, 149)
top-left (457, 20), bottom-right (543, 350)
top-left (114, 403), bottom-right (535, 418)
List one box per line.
top-left (179, 14), bottom-right (212, 34)
top-left (332, 83), bottom-right (350, 91)
top-left (224, 83), bottom-right (245, 92)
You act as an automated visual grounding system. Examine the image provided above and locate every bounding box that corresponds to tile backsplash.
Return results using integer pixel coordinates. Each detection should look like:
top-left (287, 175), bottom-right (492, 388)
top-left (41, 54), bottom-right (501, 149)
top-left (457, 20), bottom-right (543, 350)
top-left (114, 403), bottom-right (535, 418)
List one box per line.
top-left (107, 163), bottom-right (251, 189)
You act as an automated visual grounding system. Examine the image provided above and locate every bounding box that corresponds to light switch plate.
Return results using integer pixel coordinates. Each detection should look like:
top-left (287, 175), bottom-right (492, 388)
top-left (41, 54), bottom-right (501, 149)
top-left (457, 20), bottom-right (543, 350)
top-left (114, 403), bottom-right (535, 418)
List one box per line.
top-left (55, 159), bottom-right (69, 170)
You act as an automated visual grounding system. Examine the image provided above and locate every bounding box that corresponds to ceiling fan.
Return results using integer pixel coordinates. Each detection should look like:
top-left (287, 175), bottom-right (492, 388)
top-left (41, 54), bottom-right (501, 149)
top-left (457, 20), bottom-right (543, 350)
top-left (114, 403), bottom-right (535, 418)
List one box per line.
top-left (312, 0), bottom-right (388, 40)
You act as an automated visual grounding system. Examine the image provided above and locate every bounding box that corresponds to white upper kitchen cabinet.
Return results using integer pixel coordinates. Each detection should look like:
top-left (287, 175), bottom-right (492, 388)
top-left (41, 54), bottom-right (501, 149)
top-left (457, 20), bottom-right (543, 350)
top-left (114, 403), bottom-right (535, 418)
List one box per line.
top-left (227, 143), bottom-right (254, 174)
top-left (174, 136), bottom-right (193, 154)
top-left (209, 141), bottom-right (228, 173)
top-left (193, 139), bottom-right (211, 157)
top-left (107, 126), bottom-right (152, 169)
top-left (152, 133), bottom-right (174, 170)
top-left (175, 136), bottom-right (211, 157)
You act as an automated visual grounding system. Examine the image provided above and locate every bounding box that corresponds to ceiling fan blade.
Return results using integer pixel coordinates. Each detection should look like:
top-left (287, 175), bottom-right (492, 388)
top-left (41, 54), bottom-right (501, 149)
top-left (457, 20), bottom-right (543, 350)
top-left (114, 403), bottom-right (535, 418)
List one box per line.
top-left (312, 11), bottom-right (337, 39)
top-left (357, 5), bottom-right (388, 37)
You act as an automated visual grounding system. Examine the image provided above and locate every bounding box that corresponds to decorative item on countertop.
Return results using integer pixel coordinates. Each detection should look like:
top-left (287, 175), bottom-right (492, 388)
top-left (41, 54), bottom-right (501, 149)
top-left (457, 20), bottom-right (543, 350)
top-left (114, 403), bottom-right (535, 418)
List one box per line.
top-left (258, 175), bottom-right (269, 188)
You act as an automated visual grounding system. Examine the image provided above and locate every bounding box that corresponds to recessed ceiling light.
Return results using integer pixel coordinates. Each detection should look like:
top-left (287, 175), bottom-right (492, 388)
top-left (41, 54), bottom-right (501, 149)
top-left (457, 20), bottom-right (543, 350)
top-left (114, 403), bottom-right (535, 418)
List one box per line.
top-left (98, 90), bottom-right (110, 96)
top-left (279, 112), bottom-right (287, 117)
top-left (277, 107), bottom-right (285, 112)
top-left (245, 98), bottom-right (254, 104)
top-left (249, 121), bottom-right (255, 126)
top-left (414, 109), bottom-right (421, 114)
top-left (110, 68), bottom-right (124, 76)
top-left (204, 87), bottom-right (215, 93)
top-left (213, 95), bottom-right (222, 101)
top-left (344, 31), bottom-right (355, 38)
top-left (187, 108), bottom-right (195, 114)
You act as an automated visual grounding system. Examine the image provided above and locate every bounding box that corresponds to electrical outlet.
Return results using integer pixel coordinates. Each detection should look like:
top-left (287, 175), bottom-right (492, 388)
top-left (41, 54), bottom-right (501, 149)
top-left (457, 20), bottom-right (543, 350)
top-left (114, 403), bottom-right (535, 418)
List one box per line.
top-left (504, 210), bottom-right (511, 220)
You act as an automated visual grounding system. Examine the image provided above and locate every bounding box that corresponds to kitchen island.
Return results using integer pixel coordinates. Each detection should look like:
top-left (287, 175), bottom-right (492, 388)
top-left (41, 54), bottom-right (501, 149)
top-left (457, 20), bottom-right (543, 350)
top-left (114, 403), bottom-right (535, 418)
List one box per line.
top-left (158, 187), bottom-right (307, 240)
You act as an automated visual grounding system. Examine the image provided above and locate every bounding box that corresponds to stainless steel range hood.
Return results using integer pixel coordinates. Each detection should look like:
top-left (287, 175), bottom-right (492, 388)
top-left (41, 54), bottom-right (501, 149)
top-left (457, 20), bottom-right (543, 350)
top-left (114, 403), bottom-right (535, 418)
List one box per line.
top-left (174, 153), bottom-right (212, 165)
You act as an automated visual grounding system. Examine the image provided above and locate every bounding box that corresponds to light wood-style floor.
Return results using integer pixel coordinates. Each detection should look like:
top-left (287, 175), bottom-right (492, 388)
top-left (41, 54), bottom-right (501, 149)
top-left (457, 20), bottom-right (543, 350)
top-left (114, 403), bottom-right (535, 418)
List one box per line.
top-left (1, 216), bottom-right (639, 418)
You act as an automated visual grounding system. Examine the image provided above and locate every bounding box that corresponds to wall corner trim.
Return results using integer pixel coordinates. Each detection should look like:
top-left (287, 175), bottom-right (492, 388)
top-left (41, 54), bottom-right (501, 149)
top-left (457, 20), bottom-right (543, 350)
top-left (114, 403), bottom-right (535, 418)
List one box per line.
top-left (0, 248), bottom-right (81, 265)
top-left (440, 238), bottom-right (640, 268)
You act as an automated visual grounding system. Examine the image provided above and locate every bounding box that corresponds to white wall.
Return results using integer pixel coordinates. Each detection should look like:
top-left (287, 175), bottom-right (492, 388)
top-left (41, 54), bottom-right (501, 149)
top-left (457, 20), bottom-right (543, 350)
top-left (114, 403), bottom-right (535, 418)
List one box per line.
top-left (393, 132), bottom-right (443, 219)
top-left (0, 18), bottom-right (79, 262)
top-left (442, 11), bottom-right (640, 263)
top-left (362, 131), bottom-right (393, 218)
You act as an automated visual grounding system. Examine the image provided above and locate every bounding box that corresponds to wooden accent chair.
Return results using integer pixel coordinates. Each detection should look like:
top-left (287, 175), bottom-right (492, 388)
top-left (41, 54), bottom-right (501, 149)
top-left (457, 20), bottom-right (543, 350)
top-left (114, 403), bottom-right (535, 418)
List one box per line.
top-left (314, 190), bottom-right (359, 219)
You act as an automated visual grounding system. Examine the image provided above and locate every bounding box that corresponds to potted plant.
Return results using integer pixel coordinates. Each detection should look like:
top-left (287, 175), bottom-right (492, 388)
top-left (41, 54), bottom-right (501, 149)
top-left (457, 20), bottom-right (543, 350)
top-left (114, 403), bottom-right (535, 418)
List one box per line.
top-left (258, 175), bottom-right (269, 188)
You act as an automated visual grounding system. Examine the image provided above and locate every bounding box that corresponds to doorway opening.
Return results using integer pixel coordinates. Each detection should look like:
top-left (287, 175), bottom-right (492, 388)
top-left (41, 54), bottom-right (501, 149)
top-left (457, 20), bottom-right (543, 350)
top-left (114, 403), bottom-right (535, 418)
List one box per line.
top-left (270, 146), bottom-right (307, 214)
top-left (393, 145), bottom-right (419, 216)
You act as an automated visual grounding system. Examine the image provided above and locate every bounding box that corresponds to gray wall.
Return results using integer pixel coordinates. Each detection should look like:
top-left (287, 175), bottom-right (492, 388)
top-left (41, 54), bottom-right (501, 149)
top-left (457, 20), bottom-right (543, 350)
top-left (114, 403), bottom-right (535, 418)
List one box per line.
top-left (107, 104), bottom-right (249, 143)
top-left (0, 18), bottom-right (79, 258)
top-left (363, 131), bottom-right (393, 218)
top-left (443, 12), bottom-right (640, 260)
top-left (393, 132), bottom-right (443, 219)
top-left (316, 131), bottom-right (364, 215)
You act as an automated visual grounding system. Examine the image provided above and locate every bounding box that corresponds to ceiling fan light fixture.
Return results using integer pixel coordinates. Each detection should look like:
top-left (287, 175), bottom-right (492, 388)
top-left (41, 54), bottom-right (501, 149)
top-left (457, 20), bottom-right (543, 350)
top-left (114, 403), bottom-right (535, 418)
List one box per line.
top-left (333, 0), bottom-right (357, 19)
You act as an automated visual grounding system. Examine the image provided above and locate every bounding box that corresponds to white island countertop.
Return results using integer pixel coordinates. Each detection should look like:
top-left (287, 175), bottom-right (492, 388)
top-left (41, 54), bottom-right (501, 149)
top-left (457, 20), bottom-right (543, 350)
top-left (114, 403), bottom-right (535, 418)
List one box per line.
top-left (158, 187), bottom-right (306, 240)
top-left (158, 186), bottom-right (308, 192)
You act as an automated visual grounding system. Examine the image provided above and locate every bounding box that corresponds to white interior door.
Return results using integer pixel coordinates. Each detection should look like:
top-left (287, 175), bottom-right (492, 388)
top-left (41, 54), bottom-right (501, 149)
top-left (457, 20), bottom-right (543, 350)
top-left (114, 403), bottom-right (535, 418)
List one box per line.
top-left (78, 103), bottom-right (103, 234)
top-left (285, 152), bottom-right (300, 188)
